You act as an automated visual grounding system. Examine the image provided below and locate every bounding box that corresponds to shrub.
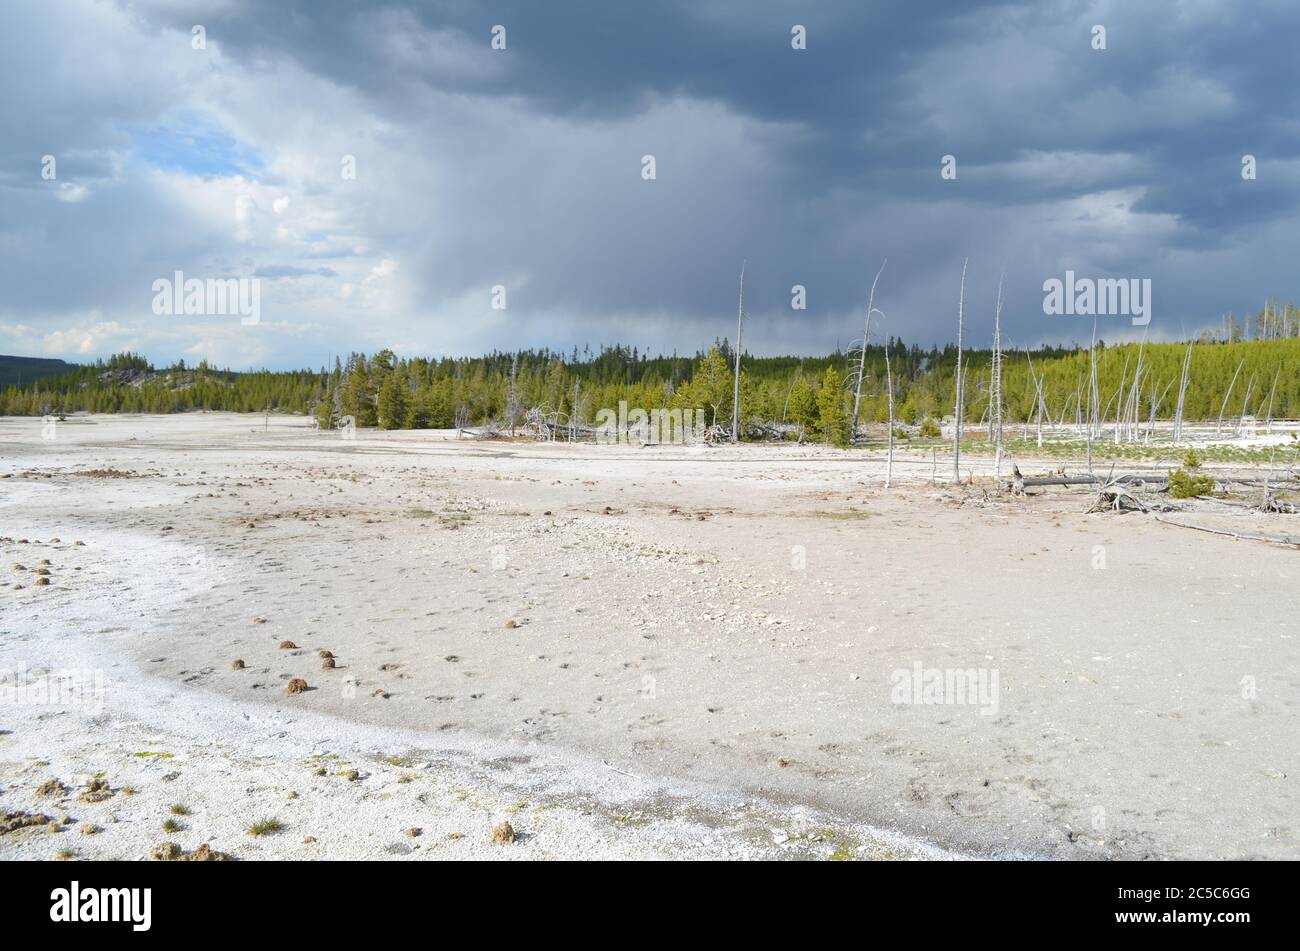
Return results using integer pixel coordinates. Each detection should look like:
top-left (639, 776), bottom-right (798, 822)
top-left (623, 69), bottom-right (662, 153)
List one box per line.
top-left (918, 417), bottom-right (941, 438)
top-left (1182, 448), bottom-right (1203, 469)
top-left (1169, 468), bottom-right (1215, 499)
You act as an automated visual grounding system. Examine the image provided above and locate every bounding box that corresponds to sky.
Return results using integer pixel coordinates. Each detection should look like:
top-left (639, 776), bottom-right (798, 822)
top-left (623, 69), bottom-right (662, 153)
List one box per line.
top-left (2, 0), bottom-right (1299, 370)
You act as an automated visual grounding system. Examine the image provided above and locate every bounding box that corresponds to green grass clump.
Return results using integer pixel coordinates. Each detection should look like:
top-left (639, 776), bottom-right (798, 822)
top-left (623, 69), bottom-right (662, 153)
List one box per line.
top-left (248, 817), bottom-right (283, 837)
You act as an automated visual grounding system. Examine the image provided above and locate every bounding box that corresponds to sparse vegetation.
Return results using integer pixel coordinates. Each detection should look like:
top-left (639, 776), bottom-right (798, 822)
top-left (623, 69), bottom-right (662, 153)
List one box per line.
top-left (248, 817), bottom-right (283, 837)
top-left (1169, 467), bottom-right (1217, 499)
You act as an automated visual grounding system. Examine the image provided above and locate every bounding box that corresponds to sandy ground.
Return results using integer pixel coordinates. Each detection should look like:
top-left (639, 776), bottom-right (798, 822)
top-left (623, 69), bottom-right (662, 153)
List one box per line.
top-left (1, 413), bottom-right (1296, 861)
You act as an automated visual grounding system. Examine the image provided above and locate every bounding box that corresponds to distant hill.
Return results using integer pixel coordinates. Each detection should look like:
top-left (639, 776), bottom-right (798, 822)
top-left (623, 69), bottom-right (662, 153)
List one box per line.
top-left (0, 355), bottom-right (78, 388)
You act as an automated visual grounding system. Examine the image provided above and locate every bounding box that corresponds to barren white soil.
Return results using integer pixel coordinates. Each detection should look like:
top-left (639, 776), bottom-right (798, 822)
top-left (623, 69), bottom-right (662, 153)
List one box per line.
top-left (1, 414), bottom-right (1295, 860)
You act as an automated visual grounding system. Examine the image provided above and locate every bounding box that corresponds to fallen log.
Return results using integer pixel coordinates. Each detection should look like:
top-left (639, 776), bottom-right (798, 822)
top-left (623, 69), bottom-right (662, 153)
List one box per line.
top-left (1014, 474), bottom-right (1168, 488)
top-left (1009, 473), bottom-right (1297, 489)
top-left (1154, 515), bottom-right (1300, 548)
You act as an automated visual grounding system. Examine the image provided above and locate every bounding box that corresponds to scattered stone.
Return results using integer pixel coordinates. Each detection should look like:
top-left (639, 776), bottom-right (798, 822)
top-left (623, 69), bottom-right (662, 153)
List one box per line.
top-left (78, 779), bottom-right (114, 803)
top-left (37, 778), bottom-right (69, 798)
top-left (286, 678), bottom-right (309, 695)
top-left (34, 577), bottom-right (50, 586)
top-left (152, 842), bottom-right (232, 861)
top-left (279, 639), bottom-right (298, 649)
top-left (0, 811), bottom-right (53, 835)
top-left (318, 650), bottom-right (334, 659)
top-left (338, 769), bottom-right (360, 782)
top-left (321, 657), bottom-right (336, 670)
top-left (503, 619), bottom-right (518, 629)
top-left (253, 617), bottom-right (268, 624)
top-left (403, 827), bottom-right (422, 837)
top-left (490, 821), bottom-right (516, 845)
top-left (302, 836), bottom-right (317, 844)
top-left (79, 823), bottom-right (101, 836)
top-left (231, 659), bottom-right (246, 670)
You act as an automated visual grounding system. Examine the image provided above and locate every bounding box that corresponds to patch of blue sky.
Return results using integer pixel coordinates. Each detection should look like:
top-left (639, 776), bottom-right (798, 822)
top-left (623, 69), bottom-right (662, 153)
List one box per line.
top-left (130, 113), bottom-right (263, 176)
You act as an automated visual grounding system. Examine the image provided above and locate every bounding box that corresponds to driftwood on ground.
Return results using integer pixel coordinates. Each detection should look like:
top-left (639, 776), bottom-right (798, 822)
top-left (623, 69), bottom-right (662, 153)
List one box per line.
top-left (1153, 516), bottom-right (1300, 548)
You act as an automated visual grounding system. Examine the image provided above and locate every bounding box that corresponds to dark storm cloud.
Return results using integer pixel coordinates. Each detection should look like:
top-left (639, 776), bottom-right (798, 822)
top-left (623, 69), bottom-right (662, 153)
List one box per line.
top-left (3, 0), bottom-right (1299, 367)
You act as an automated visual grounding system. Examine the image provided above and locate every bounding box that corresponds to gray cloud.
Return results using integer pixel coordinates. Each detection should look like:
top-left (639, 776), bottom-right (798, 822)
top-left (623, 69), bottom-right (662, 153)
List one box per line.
top-left (1, 0), bottom-right (1298, 368)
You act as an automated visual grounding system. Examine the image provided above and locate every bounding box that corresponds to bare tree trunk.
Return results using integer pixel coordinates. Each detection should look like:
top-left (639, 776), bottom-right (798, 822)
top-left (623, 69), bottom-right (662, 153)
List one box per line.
top-left (953, 258), bottom-right (968, 483)
top-left (1174, 341), bottom-right (1193, 441)
top-left (991, 271), bottom-right (1005, 478)
top-left (1264, 365), bottom-right (1281, 434)
top-left (1129, 332), bottom-right (1147, 442)
top-left (851, 261), bottom-right (886, 441)
top-left (1086, 314), bottom-right (1099, 472)
top-left (884, 339), bottom-right (895, 488)
top-left (1023, 346), bottom-right (1048, 448)
top-left (732, 261), bottom-right (745, 443)
top-left (1216, 358), bottom-right (1245, 436)
top-left (1238, 373), bottom-right (1257, 436)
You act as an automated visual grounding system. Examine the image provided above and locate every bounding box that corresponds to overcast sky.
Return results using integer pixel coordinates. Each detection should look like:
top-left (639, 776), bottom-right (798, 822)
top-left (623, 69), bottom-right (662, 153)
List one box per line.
top-left (2, 1), bottom-right (1298, 370)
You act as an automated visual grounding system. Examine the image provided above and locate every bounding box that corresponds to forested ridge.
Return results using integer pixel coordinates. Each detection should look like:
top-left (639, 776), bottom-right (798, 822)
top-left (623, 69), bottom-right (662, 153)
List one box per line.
top-left (2, 335), bottom-right (1296, 437)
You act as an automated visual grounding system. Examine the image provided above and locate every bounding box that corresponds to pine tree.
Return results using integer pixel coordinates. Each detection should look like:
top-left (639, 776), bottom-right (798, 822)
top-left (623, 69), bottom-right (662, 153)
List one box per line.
top-left (817, 366), bottom-right (849, 445)
top-left (376, 373), bottom-right (409, 430)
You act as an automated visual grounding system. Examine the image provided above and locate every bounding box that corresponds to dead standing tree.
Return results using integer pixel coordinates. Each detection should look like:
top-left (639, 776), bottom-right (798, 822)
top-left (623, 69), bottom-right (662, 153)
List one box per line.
top-left (991, 271), bottom-right (1005, 477)
top-left (953, 257), bottom-right (968, 483)
top-left (731, 261), bottom-right (745, 443)
top-left (1216, 357), bottom-right (1245, 436)
top-left (884, 333), bottom-right (896, 488)
top-left (1173, 340), bottom-right (1194, 441)
top-left (850, 260), bottom-right (886, 441)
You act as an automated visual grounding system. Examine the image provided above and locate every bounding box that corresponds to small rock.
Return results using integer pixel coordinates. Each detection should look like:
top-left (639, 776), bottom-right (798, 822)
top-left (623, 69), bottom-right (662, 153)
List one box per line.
top-left (490, 821), bottom-right (516, 845)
